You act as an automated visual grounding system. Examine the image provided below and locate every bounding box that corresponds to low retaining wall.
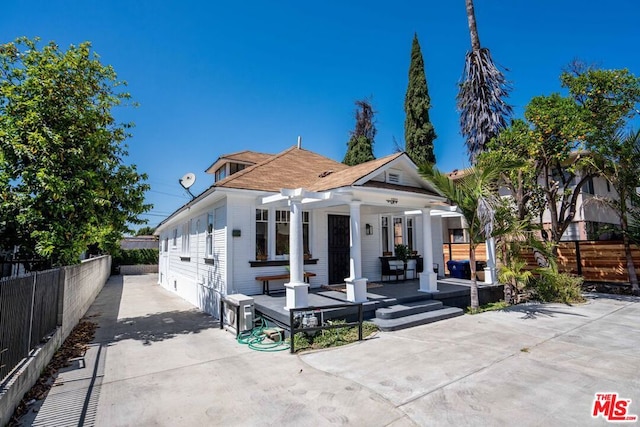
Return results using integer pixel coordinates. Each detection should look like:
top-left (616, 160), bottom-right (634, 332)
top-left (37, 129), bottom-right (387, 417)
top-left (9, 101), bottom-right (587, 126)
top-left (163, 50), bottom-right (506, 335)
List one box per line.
top-left (437, 284), bottom-right (505, 310)
top-left (0, 256), bottom-right (111, 426)
top-left (119, 264), bottom-right (158, 275)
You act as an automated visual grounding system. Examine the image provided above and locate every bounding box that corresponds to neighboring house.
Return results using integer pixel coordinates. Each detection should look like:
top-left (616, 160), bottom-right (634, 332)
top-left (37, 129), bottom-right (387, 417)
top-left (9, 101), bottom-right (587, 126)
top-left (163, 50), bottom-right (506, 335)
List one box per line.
top-left (120, 235), bottom-right (159, 250)
top-left (445, 166), bottom-right (621, 242)
top-left (154, 145), bottom-right (458, 317)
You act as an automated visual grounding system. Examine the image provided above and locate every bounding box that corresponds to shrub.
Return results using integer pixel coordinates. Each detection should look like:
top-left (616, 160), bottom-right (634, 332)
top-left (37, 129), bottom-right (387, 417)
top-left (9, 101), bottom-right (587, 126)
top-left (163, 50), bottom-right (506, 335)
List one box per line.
top-left (529, 268), bottom-right (585, 304)
top-left (113, 248), bottom-right (159, 266)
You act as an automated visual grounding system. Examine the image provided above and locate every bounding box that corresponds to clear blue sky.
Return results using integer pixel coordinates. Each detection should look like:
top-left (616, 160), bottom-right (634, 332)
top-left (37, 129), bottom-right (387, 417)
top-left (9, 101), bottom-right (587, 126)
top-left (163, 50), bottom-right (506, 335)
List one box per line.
top-left (2, 1), bottom-right (639, 230)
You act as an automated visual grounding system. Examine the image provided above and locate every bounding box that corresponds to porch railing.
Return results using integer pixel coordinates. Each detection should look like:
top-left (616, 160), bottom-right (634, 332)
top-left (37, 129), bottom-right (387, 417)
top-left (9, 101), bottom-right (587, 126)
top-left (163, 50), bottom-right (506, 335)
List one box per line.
top-left (288, 303), bottom-right (364, 354)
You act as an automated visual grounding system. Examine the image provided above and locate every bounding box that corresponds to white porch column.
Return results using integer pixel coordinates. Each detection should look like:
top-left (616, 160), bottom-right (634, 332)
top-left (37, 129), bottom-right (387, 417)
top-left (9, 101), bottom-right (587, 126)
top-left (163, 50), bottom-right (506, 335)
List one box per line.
top-left (419, 208), bottom-right (438, 293)
top-left (484, 237), bottom-right (497, 284)
top-left (345, 201), bottom-right (368, 302)
top-left (285, 198), bottom-right (309, 310)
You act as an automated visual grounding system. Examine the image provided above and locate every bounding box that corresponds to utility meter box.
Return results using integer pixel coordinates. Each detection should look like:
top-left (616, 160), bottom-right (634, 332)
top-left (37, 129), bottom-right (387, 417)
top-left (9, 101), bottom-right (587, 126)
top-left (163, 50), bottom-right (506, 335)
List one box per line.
top-left (224, 294), bottom-right (255, 333)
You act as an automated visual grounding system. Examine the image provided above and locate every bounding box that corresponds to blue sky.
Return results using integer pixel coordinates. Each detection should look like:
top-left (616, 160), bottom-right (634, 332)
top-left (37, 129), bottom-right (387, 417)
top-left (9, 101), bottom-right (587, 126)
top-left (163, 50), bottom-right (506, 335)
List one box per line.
top-left (2, 1), bottom-right (639, 230)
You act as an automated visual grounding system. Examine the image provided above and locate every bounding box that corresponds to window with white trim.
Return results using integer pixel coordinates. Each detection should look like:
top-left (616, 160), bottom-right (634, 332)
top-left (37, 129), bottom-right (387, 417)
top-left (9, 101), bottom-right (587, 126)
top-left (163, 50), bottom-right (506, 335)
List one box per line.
top-left (256, 209), bottom-right (268, 259)
top-left (393, 217), bottom-right (404, 246)
top-left (172, 229), bottom-right (178, 247)
top-left (275, 210), bottom-right (290, 256)
top-left (206, 212), bottom-right (214, 258)
top-left (407, 218), bottom-right (414, 251)
top-left (181, 222), bottom-right (190, 255)
top-left (381, 215), bottom-right (417, 253)
top-left (255, 208), bottom-right (310, 259)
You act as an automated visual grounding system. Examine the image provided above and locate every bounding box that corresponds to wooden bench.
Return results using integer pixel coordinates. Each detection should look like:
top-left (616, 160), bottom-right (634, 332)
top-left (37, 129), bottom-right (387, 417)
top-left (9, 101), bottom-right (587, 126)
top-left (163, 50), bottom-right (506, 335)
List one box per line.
top-left (255, 272), bottom-right (317, 295)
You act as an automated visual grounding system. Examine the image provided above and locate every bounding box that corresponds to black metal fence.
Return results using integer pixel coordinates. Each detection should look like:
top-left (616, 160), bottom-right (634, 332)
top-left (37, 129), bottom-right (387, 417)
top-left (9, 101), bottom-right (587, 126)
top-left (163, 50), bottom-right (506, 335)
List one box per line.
top-left (0, 269), bottom-right (63, 381)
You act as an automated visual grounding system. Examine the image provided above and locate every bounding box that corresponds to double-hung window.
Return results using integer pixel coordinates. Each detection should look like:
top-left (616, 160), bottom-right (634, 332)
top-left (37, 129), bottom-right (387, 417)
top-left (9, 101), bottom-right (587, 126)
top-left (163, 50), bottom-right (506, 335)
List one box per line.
top-left (205, 212), bottom-right (214, 258)
top-left (256, 209), bottom-right (268, 259)
top-left (255, 208), bottom-right (310, 260)
top-left (181, 222), bottom-right (190, 256)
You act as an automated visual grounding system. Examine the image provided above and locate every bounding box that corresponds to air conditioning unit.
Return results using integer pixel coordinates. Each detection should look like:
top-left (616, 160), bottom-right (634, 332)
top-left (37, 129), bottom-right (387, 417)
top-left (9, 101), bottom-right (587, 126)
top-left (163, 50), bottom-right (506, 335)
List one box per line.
top-left (223, 294), bottom-right (254, 333)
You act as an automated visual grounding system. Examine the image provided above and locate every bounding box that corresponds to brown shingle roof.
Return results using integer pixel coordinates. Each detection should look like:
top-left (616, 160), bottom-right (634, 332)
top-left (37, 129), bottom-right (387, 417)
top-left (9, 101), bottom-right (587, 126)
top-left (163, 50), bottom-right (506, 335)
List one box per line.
top-left (308, 152), bottom-right (404, 191)
top-left (204, 150), bottom-right (274, 174)
top-left (220, 150), bottom-right (273, 164)
top-left (216, 146), bottom-right (349, 192)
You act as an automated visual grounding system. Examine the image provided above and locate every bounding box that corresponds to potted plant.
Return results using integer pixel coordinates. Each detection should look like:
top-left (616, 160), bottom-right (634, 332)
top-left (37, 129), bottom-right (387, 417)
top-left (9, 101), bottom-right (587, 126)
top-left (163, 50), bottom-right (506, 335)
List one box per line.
top-left (394, 243), bottom-right (410, 272)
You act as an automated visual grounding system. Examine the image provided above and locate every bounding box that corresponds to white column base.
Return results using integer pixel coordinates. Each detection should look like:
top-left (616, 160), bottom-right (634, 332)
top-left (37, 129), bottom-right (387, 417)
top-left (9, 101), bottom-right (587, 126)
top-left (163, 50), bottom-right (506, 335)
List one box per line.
top-left (484, 267), bottom-right (497, 285)
top-left (284, 281), bottom-right (309, 310)
top-left (418, 272), bottom-right (439, 293)
top-left (345, 277), bottom-right (368, 303)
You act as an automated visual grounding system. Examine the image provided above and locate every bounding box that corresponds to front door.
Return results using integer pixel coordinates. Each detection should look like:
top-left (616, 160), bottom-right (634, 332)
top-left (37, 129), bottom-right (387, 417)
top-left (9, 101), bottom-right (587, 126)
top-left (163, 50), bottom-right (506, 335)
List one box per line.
top-left (328, 214), bottom-right (350, 284)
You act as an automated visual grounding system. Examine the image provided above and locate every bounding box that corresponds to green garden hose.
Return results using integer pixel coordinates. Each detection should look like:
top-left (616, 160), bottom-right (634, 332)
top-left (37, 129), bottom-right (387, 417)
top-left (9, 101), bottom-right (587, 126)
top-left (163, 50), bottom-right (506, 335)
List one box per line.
top-left (237, 316), bottom-right (290, 352)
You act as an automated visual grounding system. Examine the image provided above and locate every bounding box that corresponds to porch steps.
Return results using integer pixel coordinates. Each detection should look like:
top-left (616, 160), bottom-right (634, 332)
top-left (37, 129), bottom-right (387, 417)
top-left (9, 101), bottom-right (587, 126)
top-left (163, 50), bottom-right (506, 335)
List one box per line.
top-left (375, 300), bottom-right (444, 319)
top-left (371, 302), bottom-right (463, 332)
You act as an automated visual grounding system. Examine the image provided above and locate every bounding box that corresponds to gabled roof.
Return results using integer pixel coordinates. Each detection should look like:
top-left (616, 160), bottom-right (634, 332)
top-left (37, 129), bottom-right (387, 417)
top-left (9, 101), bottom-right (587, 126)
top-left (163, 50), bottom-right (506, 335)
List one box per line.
top-left (215, 146), bottom-right (349, 192)
top-left (308, 152), bottom-right (404, 191)
top-left (205, 150), bottom-right (274, 174)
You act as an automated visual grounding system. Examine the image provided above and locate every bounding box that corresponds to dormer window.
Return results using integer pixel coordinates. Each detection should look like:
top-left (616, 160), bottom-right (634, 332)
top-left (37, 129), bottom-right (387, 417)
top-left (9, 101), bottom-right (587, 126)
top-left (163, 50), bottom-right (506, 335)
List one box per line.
top-left (215, 166), bottom-right (226, 182)
top-left (214, 162), bottom-right (247, 182)
top-left (387, 172), bottom-right (401, 184)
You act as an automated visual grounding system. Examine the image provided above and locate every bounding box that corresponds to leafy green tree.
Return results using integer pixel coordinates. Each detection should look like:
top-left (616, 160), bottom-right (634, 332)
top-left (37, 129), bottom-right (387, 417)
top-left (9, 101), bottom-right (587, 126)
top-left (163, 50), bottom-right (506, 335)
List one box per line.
top-left (0, 38), bottom-right (150, 267)
top-left (589, 130), bottom-right (640, 295)
top-left (457, 0), bottom-right (512, 163)
top-left (404, 33), bottom-right (436, 166)
top-left (420, 157), bottom-right (514, 310)
top-left (135, 226), bottom-right (156, 236)
top-left (562, 66), bottom-right (640, 293)
top-left (561, 64), bottom-right (640, 147)
top-left (343, 99), bottom-right (376, 166)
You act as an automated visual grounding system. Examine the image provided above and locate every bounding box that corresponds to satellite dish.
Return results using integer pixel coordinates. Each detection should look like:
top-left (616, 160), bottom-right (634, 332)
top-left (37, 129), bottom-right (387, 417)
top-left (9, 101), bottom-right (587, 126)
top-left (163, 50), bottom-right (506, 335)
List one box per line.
top-left (179, 172), bottom-right (196, 189)
top-left (179, 172), bottom-right (196, 199)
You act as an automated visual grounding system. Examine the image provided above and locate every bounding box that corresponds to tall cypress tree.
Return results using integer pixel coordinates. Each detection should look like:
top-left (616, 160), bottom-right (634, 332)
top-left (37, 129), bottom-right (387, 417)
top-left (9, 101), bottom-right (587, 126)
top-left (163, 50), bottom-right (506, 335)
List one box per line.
top-left (343, 99), bottom-right (376, 166)
top-left (404, 33), bottom-right (436, 165)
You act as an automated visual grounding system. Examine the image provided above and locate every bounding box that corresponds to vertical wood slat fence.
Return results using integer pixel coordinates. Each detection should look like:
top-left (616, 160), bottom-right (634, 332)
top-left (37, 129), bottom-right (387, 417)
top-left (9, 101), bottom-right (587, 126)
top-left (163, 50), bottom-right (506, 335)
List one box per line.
top-left (0, 269), bottom-right (63, 382)
top-left (444, 241), bottom-right (638, 283)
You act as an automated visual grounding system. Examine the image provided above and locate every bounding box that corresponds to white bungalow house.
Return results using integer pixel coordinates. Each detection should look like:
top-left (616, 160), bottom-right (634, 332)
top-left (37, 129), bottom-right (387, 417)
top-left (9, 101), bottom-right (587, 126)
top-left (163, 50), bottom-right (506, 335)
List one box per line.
top-left (154, 145), bottom-right (470, 317)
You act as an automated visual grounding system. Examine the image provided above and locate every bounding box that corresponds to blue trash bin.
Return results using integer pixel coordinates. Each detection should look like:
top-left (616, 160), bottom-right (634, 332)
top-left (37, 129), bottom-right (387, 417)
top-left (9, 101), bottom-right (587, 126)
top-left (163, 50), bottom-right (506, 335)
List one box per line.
top-left (446, 260), bottom-right (471, 279)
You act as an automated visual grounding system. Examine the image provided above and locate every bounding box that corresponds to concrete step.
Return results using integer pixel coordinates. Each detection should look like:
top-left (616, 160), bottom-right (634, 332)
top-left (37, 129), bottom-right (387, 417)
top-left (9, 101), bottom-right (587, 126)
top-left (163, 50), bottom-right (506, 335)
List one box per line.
top-left (371, 307), bottom-right (464, 332)
top-left (375, 300), bottom-right (443, 320)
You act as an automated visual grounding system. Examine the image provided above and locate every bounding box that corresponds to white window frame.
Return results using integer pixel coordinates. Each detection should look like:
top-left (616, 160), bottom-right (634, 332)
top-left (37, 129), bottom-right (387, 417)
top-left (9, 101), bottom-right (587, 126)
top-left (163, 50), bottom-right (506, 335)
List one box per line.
top-left (205, 212), bottom-right (214, 258)
top-left (255, 208), bottom-right (311, 260)
top-left (181, 222), bottom-right (190, 256)
top-left (381, 214), bottom-right (416, 254)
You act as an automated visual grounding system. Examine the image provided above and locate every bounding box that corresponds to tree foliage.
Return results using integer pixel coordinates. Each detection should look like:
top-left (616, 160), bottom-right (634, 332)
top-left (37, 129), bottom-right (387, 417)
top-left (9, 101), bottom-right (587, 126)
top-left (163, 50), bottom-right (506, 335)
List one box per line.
top-left (457, 0), bottom-right (512, 163)
top-left (404, 34), bottom-right (436, 166)
top-left (420, 156), bottom-right (517, 309)
top-left (343, 99), bottom-right (376, 166)
top-left (0, 37), bottom-right (150, 267)
top-left (135, 226), bottom-right (156, 236)
top-left (483, 66), bottom-right (640, 263)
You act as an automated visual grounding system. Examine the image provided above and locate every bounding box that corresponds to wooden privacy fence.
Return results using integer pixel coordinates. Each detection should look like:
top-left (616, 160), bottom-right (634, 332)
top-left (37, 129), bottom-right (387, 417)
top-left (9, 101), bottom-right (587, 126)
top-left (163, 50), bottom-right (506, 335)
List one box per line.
top-left (443, 243), bottom-right (487, 268)
top-left (444, 241), bottom-right (638, 283)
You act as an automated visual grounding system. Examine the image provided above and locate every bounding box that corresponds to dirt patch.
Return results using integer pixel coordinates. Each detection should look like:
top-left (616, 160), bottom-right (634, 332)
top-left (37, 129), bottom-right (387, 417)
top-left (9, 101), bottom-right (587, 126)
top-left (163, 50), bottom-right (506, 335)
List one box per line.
top-left (8, 319), bottom-right (97, 426)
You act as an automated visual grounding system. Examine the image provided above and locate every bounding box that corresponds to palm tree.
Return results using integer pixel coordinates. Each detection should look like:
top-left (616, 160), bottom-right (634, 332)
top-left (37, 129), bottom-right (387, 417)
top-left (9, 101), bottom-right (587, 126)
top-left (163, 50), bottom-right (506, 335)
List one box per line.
top-left (458, 0), bottom-right (512, 163)
top-left (591, 129), bottom-right (640, 295)
top-left (420, 158), bottom-right (510, 309)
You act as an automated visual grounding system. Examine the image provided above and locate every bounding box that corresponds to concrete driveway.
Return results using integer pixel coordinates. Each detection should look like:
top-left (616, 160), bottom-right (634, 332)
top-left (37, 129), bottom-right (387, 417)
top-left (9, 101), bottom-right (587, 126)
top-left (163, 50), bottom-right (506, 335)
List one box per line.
top-left (21, 274), bottom-right (639, 426)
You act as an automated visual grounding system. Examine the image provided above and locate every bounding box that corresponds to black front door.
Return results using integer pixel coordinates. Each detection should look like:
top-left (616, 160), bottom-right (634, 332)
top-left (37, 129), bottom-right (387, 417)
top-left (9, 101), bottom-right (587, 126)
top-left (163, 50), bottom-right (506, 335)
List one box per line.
top-left (328, 214), bottom-right (350, 284)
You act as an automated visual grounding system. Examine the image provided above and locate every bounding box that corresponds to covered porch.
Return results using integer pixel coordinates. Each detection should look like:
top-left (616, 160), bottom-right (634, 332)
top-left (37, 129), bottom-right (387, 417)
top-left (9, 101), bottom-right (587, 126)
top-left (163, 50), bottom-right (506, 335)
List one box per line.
top-left (253, 278), bottom-right (504, 332)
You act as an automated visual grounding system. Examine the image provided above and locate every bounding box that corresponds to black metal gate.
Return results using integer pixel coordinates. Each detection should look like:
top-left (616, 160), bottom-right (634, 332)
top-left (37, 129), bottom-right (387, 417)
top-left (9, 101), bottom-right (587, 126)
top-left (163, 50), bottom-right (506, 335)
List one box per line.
top-left (328, 214), bottom-right (350, 284)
